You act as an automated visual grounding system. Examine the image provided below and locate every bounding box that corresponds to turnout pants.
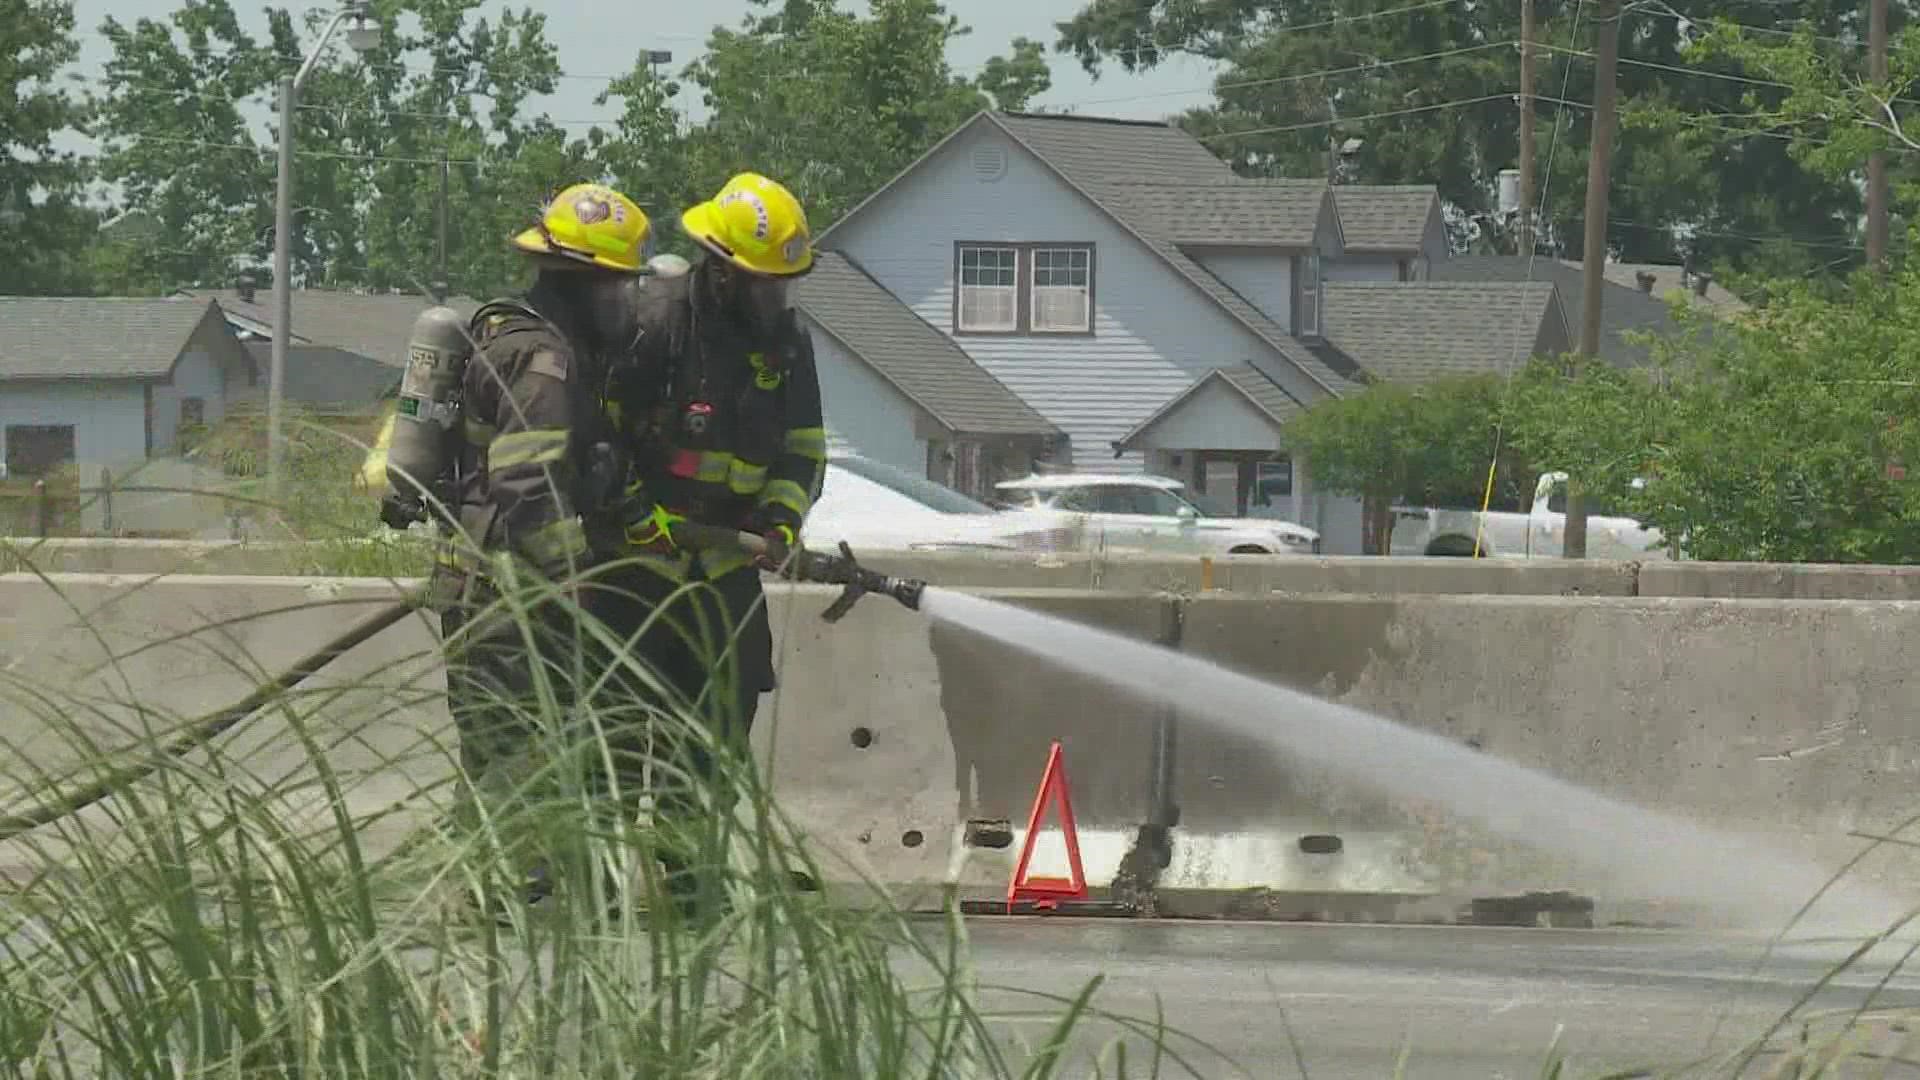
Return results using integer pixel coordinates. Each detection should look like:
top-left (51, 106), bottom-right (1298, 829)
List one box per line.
top-left (435, 556), bottom-right (776, 840)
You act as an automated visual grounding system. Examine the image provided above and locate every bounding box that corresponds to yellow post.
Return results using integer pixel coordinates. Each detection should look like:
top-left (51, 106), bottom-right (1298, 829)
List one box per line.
top-left (1200, 555), bottom-right (1215, 592)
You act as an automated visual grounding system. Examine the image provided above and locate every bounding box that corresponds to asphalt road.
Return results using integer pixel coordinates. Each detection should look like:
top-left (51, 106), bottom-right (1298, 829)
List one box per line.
top-left (921, 919), bottom-right (1920, 1079)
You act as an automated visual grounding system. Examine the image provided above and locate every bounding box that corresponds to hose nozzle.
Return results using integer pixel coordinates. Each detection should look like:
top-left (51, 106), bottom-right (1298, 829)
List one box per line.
top-left (667, 523), bottom-right (929, 623)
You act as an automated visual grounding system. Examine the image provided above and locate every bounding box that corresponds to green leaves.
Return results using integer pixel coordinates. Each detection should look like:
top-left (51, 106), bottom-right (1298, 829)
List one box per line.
top-left (1055, 0), bottom-right (1869, 277)
top-left (0, 0), bottom-right (96, 295)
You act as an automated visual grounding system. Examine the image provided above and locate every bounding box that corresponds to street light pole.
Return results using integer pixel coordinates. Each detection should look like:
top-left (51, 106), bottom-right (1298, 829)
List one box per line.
top-left (267, 2), bottom-right (380, 493)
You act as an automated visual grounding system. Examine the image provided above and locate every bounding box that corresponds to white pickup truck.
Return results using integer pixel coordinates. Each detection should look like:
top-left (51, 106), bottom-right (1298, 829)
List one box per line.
top-left (1388, 470), bottom-right (1670, 560)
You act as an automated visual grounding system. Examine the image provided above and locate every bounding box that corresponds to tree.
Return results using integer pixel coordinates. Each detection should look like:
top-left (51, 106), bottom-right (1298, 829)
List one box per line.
top-left (1681, 17), bottom-right (1918, 270)
top-left (348, 0), bottom-right (594, 299)
top-left (1282, 374), bottom-right (1517, 553)
top-left (1621, 266), bottom-right (1920, 562)
top-left (1055, 0), bottom-right (1870, 279)
top-left (1499, 352), bottom-right (1673, 547)
top-left (88, 0), bottom-right (282, 292)
top-left (670, 0), bottom-right (1053, 233)
top-left (0, 0), bottom-right (101, 294)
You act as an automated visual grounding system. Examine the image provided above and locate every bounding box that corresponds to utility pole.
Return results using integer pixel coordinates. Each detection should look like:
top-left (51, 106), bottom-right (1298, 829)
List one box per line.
top-left (1569, 0), bottom-right (1622, 559)
top-left (1869, 0), bottom-right (1890, 273)
top-left (1517, 0), bottom-right (1537, 255)
top-left (435, 148), bottom-right (449, 300)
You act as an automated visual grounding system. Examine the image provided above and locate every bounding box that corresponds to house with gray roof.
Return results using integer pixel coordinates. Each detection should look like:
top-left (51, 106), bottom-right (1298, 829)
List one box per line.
top-left (812, 108), bottom-right (1521, 551)
top-left (179, 279), bottom-right (479, 417)
top-left (0, 296), bottom-right (255, 483)
top-left (1427, 255), bottom-right (1719, 368)
top-left (1322, 281), bottom-right (1570, 382)
top-left (794, 252), bottom-right (1062, 498)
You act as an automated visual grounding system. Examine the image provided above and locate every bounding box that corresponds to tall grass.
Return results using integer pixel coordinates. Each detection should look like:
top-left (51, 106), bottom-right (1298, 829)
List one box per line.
top-left (0, 501), bottom-right (1244, 1079)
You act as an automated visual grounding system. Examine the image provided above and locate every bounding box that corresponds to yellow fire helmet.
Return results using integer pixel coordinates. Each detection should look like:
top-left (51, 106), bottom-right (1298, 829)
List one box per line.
top-left (511, 182), bottom-right (652, 274)
top-left (680, 173), bottom-right (814, 277)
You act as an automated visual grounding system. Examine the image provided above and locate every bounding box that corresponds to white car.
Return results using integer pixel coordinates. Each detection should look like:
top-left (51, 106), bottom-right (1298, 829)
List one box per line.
top-left (1389, 470), bottom-right (1670, 560)
top-left (992, 473), bottom-right (1320, 556)
top-left (802, 454), bottom-right (1077, 556)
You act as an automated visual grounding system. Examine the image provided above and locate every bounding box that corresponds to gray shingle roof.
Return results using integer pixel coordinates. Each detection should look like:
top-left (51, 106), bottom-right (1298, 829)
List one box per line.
top-left (993, 112), bottom-right (1232, 183)
top-left (796, 252), bottom-right (1060, 438)
top-left (986, 112), bottom-right (1356, 397)
top-left (1426, 255), bottom-right (1689, 367)
top-left (184, 288), bottom-right (481, 367)
top-left (1323, 281), bottom-right (1566, 382)
top-left (1332, 186), bottom-right (1439, 253)
top-left (1115, 362), bottom-right (1305, 449)
top-left (1220, 364), bottom-right (1305, 422)
top-left (1108, 180), bottom-right (1328, 247)
top-left (236, 343), bottom-right (401, 413)
top-left (0, 297), bottom-right (222, 380)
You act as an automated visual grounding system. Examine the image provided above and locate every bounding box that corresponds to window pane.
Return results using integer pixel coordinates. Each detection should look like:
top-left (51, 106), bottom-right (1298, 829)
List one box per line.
top-left (1032, 285), bottom-right (1088, 331)
top-left (959, 285), bottom-right (1017, 330)
top-left (1031, 246), bottom-right (1091, 331)
top-left (959, 246), bottom-right (1016, 287)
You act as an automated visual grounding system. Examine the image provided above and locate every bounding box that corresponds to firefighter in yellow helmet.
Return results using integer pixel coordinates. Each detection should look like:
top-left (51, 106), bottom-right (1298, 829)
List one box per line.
top-left (429, 182), bottom-right (657, 913)
top-left (592, 172), bottom-right (826, 909)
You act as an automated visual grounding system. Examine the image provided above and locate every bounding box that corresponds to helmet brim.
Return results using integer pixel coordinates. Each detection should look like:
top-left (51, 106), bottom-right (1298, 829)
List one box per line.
top-left (510, 227), bottom-right (646, 274)
top-left (679, 203), bottom-right (814, 278)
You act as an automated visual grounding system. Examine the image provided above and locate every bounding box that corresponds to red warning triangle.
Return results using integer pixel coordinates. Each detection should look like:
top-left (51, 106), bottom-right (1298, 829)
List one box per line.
top-left (1007, 740), bottom-right (1088, 912)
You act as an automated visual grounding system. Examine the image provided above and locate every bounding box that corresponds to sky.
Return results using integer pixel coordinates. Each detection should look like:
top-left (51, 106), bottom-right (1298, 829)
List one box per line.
top-left (61, 0), bottom-right (1228, 155)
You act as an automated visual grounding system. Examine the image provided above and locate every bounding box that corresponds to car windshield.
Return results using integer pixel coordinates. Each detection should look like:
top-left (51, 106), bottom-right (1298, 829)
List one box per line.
top-left (828, 454), bottom-right (992, 514)
top-left (1003, 481), bottom-right (1207, 517)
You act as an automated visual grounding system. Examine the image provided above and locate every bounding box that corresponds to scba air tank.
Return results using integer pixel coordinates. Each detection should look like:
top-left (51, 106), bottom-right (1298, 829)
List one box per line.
top-left (383, 305), bottom-right (473, 524)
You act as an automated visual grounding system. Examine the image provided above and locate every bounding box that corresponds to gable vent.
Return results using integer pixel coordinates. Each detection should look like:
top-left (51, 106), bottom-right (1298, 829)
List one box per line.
top-left (971, 145), bottom-right (1007, 182)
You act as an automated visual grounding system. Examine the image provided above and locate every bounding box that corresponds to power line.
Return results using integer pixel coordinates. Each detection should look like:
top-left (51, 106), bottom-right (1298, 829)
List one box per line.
top-left (1609, 217), bottom-right (1867, 250)
top-left (98, 0), bottom-right (1473, 90)
top-left (1190, 92), bottom-right (1517, 140)
top-left (74, 41), bottom-right (1520, 136)
top-left (111, 133), bottom-right (484, 168)
top-left (1074, 41), bottom-right (1516, 108)
top-left (1535, 41), bottom-right (1920, 106)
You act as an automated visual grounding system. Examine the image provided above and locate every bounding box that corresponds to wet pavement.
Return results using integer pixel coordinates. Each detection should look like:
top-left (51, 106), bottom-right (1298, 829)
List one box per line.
top-left (928, 918), bottom-right (1920, 1078)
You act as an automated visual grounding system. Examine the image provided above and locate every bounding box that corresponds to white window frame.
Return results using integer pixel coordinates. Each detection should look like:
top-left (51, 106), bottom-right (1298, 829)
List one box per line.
top-left (1029, 245), bottom-right (1092, 333)
top-left (957, 244), bottom-right (1019, 332)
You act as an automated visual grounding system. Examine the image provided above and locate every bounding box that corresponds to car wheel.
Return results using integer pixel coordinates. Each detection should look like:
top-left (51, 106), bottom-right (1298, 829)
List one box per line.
top-left (1425, 535), bottom-right (1485, 557)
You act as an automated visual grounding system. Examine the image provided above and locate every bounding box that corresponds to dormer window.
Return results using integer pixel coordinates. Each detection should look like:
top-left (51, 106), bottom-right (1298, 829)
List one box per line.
top-left (954, 242), bottom-right (1097, 336)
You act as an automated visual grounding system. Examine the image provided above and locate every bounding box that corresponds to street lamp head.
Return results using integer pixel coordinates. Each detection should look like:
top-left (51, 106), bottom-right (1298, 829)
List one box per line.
top-left (345, 12), bottom-right (382, 54)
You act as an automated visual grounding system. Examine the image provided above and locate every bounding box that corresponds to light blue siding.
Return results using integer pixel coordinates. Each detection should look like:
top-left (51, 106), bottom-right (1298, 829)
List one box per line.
top-left (1132, 379), bottom-right (1280, 452)
top-left (1421, 206), bottom-right (1449, 264)
top-left (826, 120), bottom-right (1308, 475)
top-left (149, 346), bottom-right (226, 453)
top-left (1189, 248), bottom-right (1292, 332)
top-left (807, 321), bottom-right (929, 474)
top-left (0, 382), bottom-right (149, 475)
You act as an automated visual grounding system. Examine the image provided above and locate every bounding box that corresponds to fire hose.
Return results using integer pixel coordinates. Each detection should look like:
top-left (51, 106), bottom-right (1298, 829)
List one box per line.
top-left (0, 529), bottom-right (927, 840)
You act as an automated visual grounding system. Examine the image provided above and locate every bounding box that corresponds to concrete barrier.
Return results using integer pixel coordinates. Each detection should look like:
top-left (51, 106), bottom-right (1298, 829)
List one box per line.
top-left (22, 537), bottom-right (1920, 604)
top-left (4, 572), bottom-right (1919, 931)
top-left (1637, 559), bottom-right (1920, 600)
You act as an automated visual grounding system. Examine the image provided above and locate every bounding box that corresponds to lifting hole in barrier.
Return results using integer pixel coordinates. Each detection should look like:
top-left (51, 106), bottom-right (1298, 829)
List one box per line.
top-left (901, 829), bottom-right (925, 848)
top-left (850, 726), bottom-right (874, 749)
top-left (1299, 834), bottom-right (1344, 855)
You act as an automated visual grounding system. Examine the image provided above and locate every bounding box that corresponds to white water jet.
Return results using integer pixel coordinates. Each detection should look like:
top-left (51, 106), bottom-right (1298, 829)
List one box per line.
top-left (921, 589), bottom-right (1912, 936)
